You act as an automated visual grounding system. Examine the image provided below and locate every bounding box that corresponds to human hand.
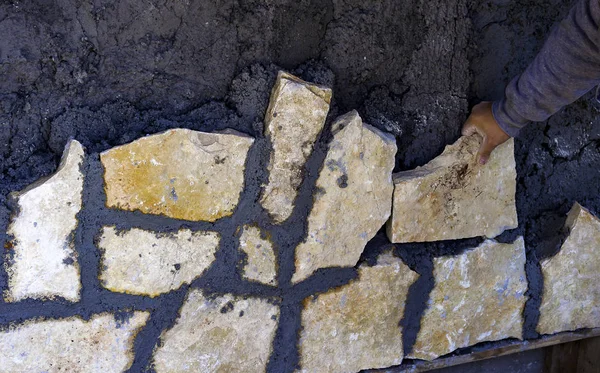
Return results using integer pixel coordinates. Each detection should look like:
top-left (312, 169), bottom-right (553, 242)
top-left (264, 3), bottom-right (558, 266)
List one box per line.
top-left (462, 101), bottom-right (510, 165)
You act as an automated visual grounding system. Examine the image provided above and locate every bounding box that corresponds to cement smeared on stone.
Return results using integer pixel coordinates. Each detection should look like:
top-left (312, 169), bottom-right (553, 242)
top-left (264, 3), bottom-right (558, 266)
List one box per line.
top-left (239, 225), bottom-right (277, 286)
top-left (101, 128), bottom-right (254, 222)
top-left (538, 203), bottom-right (600, 335)
top-left (99, 227), bottom-right (220, 296)
top-left (5, 140), bottom-right (84, 302)
top-left (387, 135), bottom-right (518, 243)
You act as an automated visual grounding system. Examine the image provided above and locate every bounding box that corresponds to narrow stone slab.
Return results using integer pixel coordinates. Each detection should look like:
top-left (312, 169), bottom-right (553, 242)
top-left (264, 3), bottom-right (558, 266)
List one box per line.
top-left (409, 237), bottom-right (527, 361)
top-left (101, 128), bottom-right (254, 222)
top-left (5, 140), bottom-right (84, 302)
top-left (239, 225), bottom-right (277, 286)
top-left (538, 203), bottom-right (600, 335)
top-left (299, 252), bottom-right (418, 372)
top-left (387, 135), bottom-right (518, 243)
top-left (153, 289), bottom-right (279, 373)
top-left (292, 111), bottom-right (396, 283)
top-left (99, 227), bottom-right (220, 296)
top-left (260, 71), bottom-right (332, 223)
top-left (0, 312), bottom-right (149, 372)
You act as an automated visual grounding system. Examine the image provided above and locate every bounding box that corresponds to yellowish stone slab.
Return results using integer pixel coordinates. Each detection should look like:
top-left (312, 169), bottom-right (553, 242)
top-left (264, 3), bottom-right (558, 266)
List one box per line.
top-left (239, 225), bottom-right (277, 286)
top-left (5, 140), bottom-right (84, 302)
top-left (409, 238), bottom-right (527, 361)
top-left (387, 135), bottom-right (518, 243)
top-left (298, 252), bottom-right (418, 372)
top-left (153, 289), bottom-right (279, 373)
top-left (292, 111), bottom-right (396, 283)
top-left (538, 203), bottom-right (600, 335)
top-left (0, 312), bottom-right (149, 372)
top-left (101, 128), bottom-right (254, 222)
top-left (260, 71), bottom-right (332, 223)
top-left (99, 227), bottom-right (220, 296)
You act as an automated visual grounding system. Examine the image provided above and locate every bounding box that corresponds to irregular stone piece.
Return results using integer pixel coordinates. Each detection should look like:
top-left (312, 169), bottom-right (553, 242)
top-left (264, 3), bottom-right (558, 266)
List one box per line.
top-left (152, 289), bottom-right (279, 373)
top-left (538, 203), bottom-right (600, 335)
top-left (5, 140), bottom-right (84, 302)
top-left (239, 225), bottom-right (277, 286)
top-left (99, 227), bottom-right (220, 296)
top-left (260, 71), bottom-right (332, 223)
top-left (387, 135), bottom-right (518, 243)
top-left (299, 252), bottom-right (418, 372)
top-left (409, 237), bottom-right (527, 361)
top-left (292, 111), bottom-right (396, 283)
top-left (0, 312), bottom-right (149, 372)
top-left (101, 128), bottom-right (254, 222)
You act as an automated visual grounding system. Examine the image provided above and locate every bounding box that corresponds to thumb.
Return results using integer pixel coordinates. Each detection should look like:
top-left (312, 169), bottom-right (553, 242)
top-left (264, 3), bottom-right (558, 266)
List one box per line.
top-left (477, 137), bottom-right (496, 165)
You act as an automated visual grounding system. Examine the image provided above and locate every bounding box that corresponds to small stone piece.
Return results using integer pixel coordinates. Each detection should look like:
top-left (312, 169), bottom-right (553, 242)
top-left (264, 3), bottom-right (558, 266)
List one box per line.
top-left (99, 227), bottom-right (220, 296)
top-left (387, 135), bottom-right (518, 243)
top-left (239, 225), bottom-right (277, 286)
top-left (299, 252), bottom-right (418, 372)
top-left (260, 71), bottom-right (332, 223)
top-left (0, 312), bottom-right (148, 372)
top-left (538, 203), bottom-right (600, 335)
top-left (101, 128), bottom-right (254, 222)
top-left (152, 289), bottom-right (279, 373)
top-left (5, 140), bottom-right (84, 302)
top-left (409, 237), bottom-right (527, 361)
top-left (292, 111), bottom-right (396, 283)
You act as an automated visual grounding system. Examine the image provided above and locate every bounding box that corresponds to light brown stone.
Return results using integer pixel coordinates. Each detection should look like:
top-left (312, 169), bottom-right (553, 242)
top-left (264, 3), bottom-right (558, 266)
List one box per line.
top-left (153, 289), bottom-right (279, 373)
top-left (409, 237), bottom-right (527, 361)
top-left (298, 252), bottom-right (418, 372)
top-left (0, 312), bottom-right (149, 372)
top-left (260, 71), bottom-right (332, 223)
top-left (99, 227), bottom-right (220, 296)
top-left (239, 225), bottom-right (277, 286)
top-left (538, 203), bottom-right (600, 335)
top-left (101, 128), bottom-right (254, 222)
top-left (5, 140), bottom-right (84, 302)
top-left (387, 135), bottom-right (518, 243)
top-left (292, 111), bottom-right (396, 283)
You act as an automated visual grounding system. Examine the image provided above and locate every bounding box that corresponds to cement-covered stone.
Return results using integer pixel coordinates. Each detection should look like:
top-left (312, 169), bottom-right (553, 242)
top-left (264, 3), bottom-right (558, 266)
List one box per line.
top-left (538, 203), bottom-right (600, 335)
top-left (239, 225), bottom-right (277, 286)
top-left (299, 252), bottom-right (418, 372)
top-left (99, 227), bottom-right (220, 296)
top-left (260, 71), bottom-right (331, 223)
top-left (387, 135), bottom-right (518, 243)
top-left (153, 289), bottom-right (279, 373)
top-left (292, 111), bottom-right (396, 283)
top-left (101, 128), bottom-right (253, 222)
top-left (409, 237), bottom-right (527, 361)
top-left (5, 140), bottom-right (84, 302)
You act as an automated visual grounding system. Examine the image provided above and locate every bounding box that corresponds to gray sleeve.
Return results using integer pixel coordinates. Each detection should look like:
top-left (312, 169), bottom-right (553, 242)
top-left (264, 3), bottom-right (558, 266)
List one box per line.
top-left (492, 0), bottom-right (600, 137)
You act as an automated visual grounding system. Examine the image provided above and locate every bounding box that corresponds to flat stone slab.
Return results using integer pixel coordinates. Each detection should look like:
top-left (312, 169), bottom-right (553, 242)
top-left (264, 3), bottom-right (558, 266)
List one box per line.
top-left (387, 135), bottom-right (518, 243)
top-left (260, 71), bottom-right (331, 223)
top-left (101, 128), bottom-right (254, 222)
top-left (99, 227), bottom-right (220, 296)
top-left (5, 140), bottom-right (84, 302)
top-left (298, 252), bottom-right (418, 372)
top-left (239, 225), bottom-right (277, 286)
top-left (0, 312), bottom-right (149, 372)
top-left (538, 203), bottom-right (600, 335)
top-left (292, 111), bottom-right (396, 283)
top-left (409, 237), bottom-right (527, 361)
top-left (152, 289), bottom-right (279, 372)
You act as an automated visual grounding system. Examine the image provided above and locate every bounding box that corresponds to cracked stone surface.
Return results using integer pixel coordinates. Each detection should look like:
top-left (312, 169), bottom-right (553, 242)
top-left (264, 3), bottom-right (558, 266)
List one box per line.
top-left (409, 237), bottom-right (527, 361)
top-left (298, 252), bottom-right (418, 372)
top-left (239, 225), bottom-right (277, 286)
top-left (152, 289), bottom-right (279, 373)
top-left (101, 128), bottom-right (254, 222)
top-left (387, 135), bottom-right (518, 243)
top-left (538, 203), bottom-right (600, 335)
top-left (4, 140), bottom-right (84, 302)
top-left (99, 227), bottom-right (220, 297)
top-left (260, 71), bottom-right (332, 223)
top-left (0, 312), bottom-right (149, 372)
top-left (292, 111), bottom-right (396, 283)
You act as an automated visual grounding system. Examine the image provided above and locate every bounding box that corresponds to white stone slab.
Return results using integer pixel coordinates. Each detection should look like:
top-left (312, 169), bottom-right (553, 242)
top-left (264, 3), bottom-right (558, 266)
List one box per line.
top-left (239, 225), bottom-right (277, 286)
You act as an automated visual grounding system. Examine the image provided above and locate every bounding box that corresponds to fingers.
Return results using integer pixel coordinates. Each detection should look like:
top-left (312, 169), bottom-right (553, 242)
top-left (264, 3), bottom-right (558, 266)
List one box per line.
top-left (461, 115), bottom-right (477, 136)
top-left (477, 136), bottom-right (496, 165)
